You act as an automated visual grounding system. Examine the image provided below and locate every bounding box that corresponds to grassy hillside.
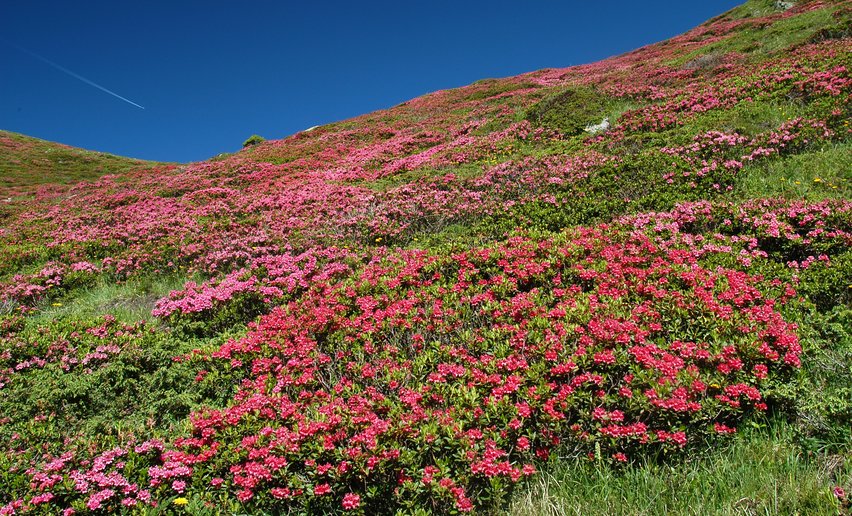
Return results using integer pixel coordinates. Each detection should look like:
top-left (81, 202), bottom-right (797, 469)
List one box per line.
top-left (0, 0), bottom-right (850, 514)
top-left (0, 130), bottom-right (159, 194)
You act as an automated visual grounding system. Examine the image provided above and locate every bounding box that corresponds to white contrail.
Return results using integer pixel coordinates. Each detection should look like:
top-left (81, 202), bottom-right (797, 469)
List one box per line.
top-left (14, 45), bottom-right (146, 110)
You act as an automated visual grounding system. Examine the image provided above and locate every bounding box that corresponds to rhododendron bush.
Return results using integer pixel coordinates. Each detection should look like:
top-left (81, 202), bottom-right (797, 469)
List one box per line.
top-left (2, 198), bottom-right (848, 513)
top-left (155, 227), bottom-right (807, 512)
top-left (1, 0), bottom-right (851, 513)
top-left (152, 247), bottom-right (359, 335)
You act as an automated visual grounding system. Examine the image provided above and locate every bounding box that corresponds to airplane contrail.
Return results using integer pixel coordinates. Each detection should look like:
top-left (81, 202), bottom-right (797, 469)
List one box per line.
top-left (13, 44), bottom-right (146, 110)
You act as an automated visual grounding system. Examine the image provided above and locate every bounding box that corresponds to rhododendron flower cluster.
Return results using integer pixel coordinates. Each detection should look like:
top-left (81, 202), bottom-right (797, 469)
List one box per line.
top-left (140, 223), bottom-right (809, 511)
top-left (152, 247), bottom-right (357, 321)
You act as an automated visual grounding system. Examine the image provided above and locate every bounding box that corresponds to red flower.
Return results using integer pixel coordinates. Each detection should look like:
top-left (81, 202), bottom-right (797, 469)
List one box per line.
top-left (342, 493), bottom-right (361, 510)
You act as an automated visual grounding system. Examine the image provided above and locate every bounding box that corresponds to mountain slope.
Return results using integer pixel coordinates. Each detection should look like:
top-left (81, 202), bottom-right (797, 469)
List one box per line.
top-left (0, 130), bottom-right (161, 195)
top-left (0, 0), bottom-right (850, 514)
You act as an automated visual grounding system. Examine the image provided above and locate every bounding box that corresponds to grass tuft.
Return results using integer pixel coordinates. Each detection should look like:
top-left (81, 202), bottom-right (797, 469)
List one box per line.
top-left (33, 273), bottom-right (191, 324)
top-left (734, 142), bottom-right (852, 201)
top-left (511, 427), bottom-right (849, 516)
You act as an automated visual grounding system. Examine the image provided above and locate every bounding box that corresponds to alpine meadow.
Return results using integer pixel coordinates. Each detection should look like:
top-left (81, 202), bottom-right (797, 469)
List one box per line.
top-left (1, 1), bottom-right (851, 514)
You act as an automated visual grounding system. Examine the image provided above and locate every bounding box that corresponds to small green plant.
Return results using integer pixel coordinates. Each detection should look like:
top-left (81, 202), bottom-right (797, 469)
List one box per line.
top-left (242, 134), bottom-right (266, 148)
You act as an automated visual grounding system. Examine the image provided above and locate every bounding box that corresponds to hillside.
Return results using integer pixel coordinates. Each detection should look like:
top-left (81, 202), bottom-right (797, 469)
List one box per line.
top-left (0, 130), bottom-right (160, 195)
top-left (1, 0), bottom-right (851, 514)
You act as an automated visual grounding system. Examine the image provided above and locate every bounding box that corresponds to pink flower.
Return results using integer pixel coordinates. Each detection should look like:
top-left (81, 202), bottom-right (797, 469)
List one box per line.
top-left (29, 492), bottom-right (54, 505)
top-left (342, 493), bottom-right (361, 510)
top-left (86, 489), bottom-right (114, 510)
top-left (270, 488), bottom-right (291, 499)
top-left (455, 492), bottom-right (474, 512)
top-left (714, 423), bottom-right (736, 434)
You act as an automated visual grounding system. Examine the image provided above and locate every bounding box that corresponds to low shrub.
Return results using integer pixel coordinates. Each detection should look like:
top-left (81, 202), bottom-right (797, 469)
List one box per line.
top-left (242, 134), bottom-right (266, 148)
top-left (524, 86), bottom-right (612, 136)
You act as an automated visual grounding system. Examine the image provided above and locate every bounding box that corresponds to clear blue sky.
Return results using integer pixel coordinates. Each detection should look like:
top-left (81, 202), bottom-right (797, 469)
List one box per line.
top-left (0, 1), bottom-right (742, 163)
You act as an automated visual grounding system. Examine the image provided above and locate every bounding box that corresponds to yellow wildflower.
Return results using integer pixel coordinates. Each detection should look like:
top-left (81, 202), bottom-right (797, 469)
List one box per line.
top-left (174, 497), bottom-right (189, 506)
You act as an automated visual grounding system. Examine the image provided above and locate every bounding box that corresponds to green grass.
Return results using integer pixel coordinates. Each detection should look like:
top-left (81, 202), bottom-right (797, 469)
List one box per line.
top-left (726, 0), bottom-right (795, 20)
top-left (33, 273), bottom-right (191, 324)
top-left (684, 101), bottom-right (808, 139)
top-left (0, 130), bottom-right (161, 192)
top-left (463, 79), bottom-right (541, 102)
top-left (511, 426), bottom-right (849, 516)
top-left (733, 142), bottom-right (852, 201)
top-left (671, 2), bottom-right (844, 67)
top-left (353, 162), bottom-right (485, 191)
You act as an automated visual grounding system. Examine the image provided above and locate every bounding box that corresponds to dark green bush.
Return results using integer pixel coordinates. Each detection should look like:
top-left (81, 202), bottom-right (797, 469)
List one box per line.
top-left (524, 86), bottom-right (612, 136)
top-left (242, 134), bottom-right (266, 148)
top-left (0, 316), bottom-right (243, 439)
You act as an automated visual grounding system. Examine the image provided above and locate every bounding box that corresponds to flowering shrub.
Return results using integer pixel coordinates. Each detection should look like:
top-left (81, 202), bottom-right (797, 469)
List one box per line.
top-left (139, 223), bottom-right (808, 512)
top-left (153, 248), bottom-right (357, 335)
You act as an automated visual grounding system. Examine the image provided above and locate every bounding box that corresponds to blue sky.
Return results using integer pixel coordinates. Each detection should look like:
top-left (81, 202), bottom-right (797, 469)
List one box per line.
top-left (1, 1), bottom-right (742, 163)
